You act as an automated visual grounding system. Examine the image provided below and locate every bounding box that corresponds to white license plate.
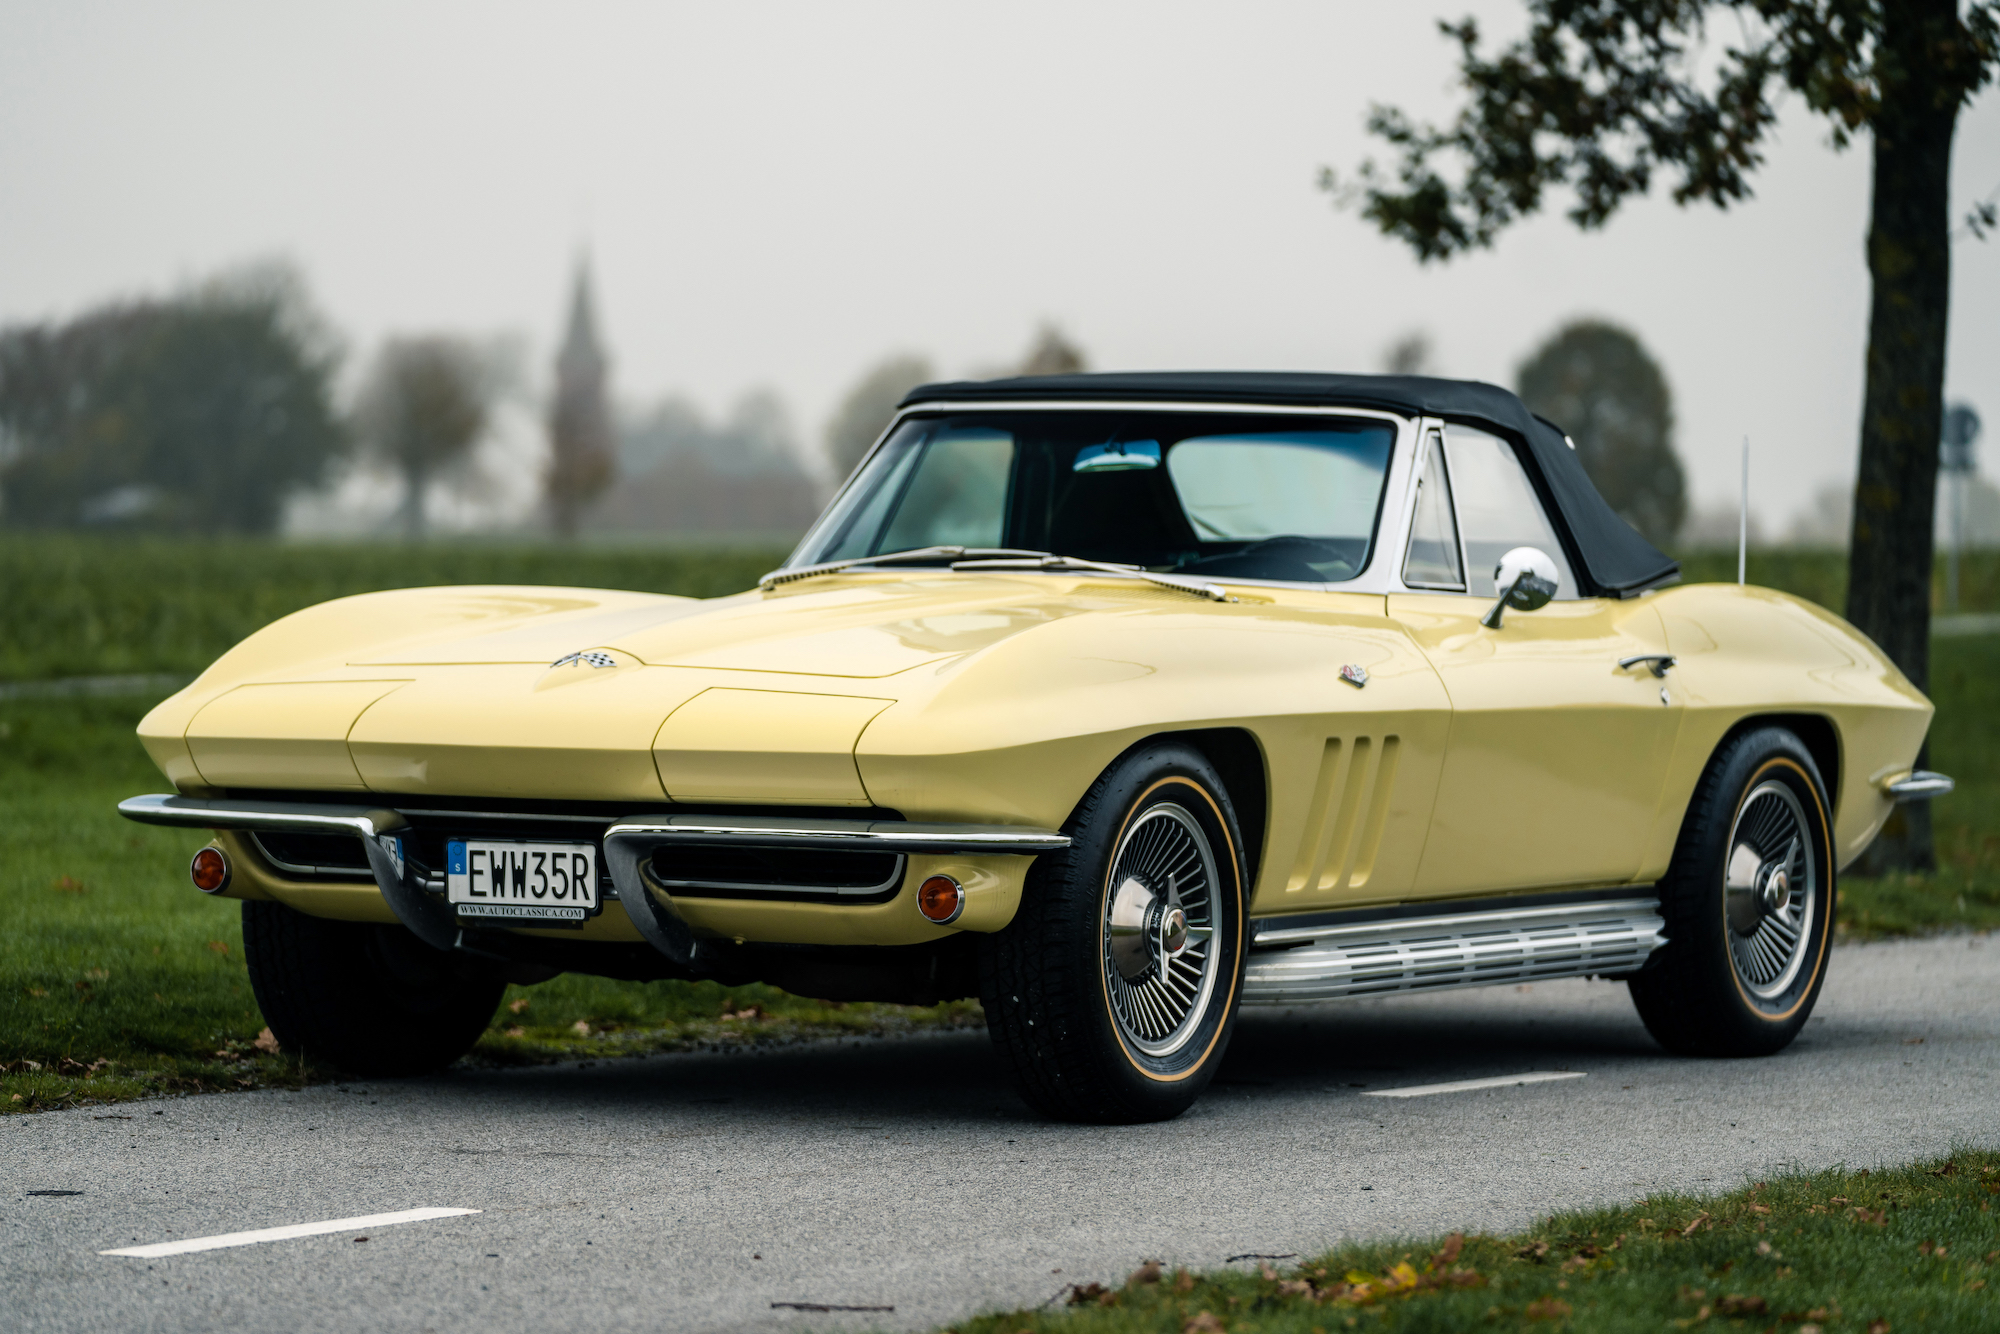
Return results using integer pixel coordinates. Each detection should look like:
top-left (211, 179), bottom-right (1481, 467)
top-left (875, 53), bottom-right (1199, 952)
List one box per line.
top-left (446, 840), bottom-right (599, 921)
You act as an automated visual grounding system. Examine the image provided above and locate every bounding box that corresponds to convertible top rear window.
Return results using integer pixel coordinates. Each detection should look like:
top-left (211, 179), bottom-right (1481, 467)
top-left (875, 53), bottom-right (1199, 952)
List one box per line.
top-left (795, 411), bottom-right (1395, 584)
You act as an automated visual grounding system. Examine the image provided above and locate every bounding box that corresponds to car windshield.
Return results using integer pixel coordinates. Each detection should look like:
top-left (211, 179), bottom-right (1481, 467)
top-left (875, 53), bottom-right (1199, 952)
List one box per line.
top-left (789, 410), bottom-right (1397, 583)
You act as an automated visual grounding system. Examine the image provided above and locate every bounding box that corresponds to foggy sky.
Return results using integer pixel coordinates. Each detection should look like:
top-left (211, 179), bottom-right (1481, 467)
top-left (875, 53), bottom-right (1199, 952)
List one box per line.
top-left (3, 0), bottom-right (1997, 530)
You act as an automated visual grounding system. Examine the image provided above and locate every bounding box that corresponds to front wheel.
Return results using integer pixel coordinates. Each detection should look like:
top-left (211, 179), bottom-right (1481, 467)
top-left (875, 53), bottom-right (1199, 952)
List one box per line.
top-left (1629, 727), bottom-right (1835, 1057)
top-left (243, 900), bottom-right (505, 1076)
top-left (978, 741), bottom-right (1248, 1123)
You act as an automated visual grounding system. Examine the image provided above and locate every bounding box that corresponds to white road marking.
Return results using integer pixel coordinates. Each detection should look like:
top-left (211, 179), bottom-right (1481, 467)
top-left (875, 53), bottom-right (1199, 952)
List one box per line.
top-left (100, 1207), bottom-right (480, 1258)
top-left (1363, 1071), bottom-right (1584, 1099)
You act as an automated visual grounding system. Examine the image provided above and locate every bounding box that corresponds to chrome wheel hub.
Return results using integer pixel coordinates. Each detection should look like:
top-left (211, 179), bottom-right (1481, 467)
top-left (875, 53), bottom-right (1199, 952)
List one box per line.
top-left (1101, 803), bottom-right (1221, 1057)
top-left (1723, 780), bottom-right (1816, 1000)
top-left (1108, 875), bottom-right (1192, 982)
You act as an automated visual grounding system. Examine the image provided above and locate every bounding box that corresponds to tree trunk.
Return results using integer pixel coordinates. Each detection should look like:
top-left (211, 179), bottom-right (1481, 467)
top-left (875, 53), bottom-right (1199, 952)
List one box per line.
top-left (1845, 0), bottom-right (1963, 874)
top-left (399, 460), bottom-right (428, 542)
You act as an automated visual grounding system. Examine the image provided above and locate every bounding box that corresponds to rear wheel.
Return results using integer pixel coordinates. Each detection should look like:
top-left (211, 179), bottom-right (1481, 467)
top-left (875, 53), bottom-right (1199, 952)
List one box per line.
top-left (1629, 727), bottom-right (1835, 1057)
top-left (243, 900), bottom-right (504, 1076)
top-left (978, 741), bottom-right (1248, 1123)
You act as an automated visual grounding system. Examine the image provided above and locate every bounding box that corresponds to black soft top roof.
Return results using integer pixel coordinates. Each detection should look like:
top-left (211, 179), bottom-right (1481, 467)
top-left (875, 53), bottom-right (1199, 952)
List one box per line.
top-left (900, 371), bottom-right (1678, 597)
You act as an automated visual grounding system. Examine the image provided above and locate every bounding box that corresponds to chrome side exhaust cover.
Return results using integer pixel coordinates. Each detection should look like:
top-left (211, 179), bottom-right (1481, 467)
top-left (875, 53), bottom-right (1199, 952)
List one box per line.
top-left (1242, 897), bottom-right (1665, 1005)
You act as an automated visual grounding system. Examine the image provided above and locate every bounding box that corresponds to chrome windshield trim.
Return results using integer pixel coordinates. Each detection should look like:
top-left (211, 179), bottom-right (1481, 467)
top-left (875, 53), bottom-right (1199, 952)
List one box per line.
top-left (896, 398), bottom-right (1412, 421)
top-left (782, 401), bottom-right (1416, 592)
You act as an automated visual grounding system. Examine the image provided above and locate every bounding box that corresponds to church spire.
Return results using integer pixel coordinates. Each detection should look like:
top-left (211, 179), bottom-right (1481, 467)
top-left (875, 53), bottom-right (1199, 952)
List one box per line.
top-left (546, 254), bottom-right (615, 538)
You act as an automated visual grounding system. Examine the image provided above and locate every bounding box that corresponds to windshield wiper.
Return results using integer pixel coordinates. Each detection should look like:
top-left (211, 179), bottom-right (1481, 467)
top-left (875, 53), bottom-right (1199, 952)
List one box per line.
top-left (758, 547), bottom-right (1046, 591)
top-left (949, 552), bottom-right (1238, 603)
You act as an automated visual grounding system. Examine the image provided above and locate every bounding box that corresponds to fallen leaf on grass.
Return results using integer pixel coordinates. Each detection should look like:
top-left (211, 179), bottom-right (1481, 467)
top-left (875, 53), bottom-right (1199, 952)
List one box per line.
top-left (51, 876), bottom-right (86, 894)
top-left (1182, 1313), bottom-right (1226, 1334)
top-left (1716, 1294), bottom-right (1766, 1316)
top-left (719, 1004), bottom-right (764, 1022)
top-left (253, 1028), bottom-right (279, 1054)
top-left (508, 999), bottom-right (530, 1014)
top-left (1852, 1207), bottom-right (1887, 1226)
top-left (1830, 1196), bottom-right (1851, 1205)
top-left (1682, 1211), bottom-right (1712, 1237)
top-left (1065, 1282), bottom-right (1108, 1306)
top-left (1129, 1260), bottom-right (1162, 1285)
top-left (571, 1020), bottom-right (590, 1036)
top-left (503, 1026), bottom-right (525, 1038)
top-left (206, 941), bottom-right (228, 955)
top-left (1867, 1321), bottom-right (1889, 1334)
top-left (25, 988), bottom-right (46, 998)
top-left (1747, 1203), bottom-right (1771, 1214)
top-left (1523, 1297), bottom-right (1571, 1320)
top-left (1929, 1161), bottom-right (1957, 1177)
top-left (1433, 1232), bottom-right (1464, 1267)
top-left (1516, 1240), bottom-right (1551, 1261)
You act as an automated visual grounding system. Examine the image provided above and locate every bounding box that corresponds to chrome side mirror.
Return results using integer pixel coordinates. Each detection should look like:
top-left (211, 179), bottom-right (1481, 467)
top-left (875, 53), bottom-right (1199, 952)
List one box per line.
top-left (1480, 546), bottom-right (1559, 629)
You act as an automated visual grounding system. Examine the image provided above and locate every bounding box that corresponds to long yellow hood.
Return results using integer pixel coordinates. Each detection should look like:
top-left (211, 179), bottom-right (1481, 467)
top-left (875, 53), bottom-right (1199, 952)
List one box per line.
top-left (136, 576), bottom-right (1130, 800)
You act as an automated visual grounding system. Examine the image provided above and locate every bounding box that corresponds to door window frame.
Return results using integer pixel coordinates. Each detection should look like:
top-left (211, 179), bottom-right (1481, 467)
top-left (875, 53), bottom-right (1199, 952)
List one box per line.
top-left (1400, 427), bottom-right (1470, 592)
top-left (1392, 416), bottom-right (1595, 601)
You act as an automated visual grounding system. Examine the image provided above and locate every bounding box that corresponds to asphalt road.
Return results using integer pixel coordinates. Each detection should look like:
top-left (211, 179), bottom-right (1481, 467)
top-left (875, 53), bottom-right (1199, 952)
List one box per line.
top-left (5, 934), bottom-right (1994, 1334)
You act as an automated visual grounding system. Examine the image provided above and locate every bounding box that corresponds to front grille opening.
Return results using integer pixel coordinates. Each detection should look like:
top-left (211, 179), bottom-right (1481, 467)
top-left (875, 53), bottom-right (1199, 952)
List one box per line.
top-left (650, 846), bottom-right (902, 899)
top-left (252, 831), bottom-right (371, 876)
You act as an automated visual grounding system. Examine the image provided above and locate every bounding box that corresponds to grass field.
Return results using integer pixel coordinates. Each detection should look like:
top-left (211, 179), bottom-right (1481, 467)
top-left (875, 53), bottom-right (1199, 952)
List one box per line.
top-left (2, 539), bottom-right (1994, 1114)
top-left (943, 1151), bottom-right (2000, 1334)
top-left (0, 536), bottom-right (791, 681)
top-left (4, 537), bottom-right (2000, 683)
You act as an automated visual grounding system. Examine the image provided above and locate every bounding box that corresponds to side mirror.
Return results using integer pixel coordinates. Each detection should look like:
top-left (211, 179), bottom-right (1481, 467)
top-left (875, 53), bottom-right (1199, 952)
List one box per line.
top-left (1480, 547), bottom-right (1559, 629)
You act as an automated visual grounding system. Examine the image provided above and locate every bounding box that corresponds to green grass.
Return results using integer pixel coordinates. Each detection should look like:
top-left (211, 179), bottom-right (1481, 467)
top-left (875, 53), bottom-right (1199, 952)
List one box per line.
top-left (3, 539), bottom-right (1997, 686)
top-left (947, 1151), bottom-right (1999, 1334)
top-left (0, 535), bottom-right (790, 681)
top-left (1673, 547), bottom-right (2000, 616)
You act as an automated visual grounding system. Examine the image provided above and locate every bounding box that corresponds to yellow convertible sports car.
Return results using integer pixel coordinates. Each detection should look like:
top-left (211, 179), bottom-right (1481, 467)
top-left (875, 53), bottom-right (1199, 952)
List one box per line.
top-left (121, 373), bottom-right (1948, 1124)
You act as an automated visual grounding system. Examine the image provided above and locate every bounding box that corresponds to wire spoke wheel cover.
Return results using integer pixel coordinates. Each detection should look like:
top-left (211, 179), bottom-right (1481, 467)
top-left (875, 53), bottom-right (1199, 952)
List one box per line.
top-left (1722, 780), bottom-right (1817, 1001)
top-left (1100, 803), bottom-right (1222, 1058)
top-left (1628, 729), bottom-right (1836, 1058)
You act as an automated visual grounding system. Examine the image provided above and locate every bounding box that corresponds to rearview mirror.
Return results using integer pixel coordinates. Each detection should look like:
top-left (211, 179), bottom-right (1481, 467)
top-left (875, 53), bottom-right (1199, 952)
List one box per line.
top-left (1480, 546), bottom-right (1559, 629)
top-left (1073, 440), bottom-right (1160, 473)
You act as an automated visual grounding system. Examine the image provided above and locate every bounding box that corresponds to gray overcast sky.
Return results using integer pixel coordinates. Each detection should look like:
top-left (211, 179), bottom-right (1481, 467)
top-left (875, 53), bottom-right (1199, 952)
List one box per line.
top-left (3, 0), bottom-right (1997, 527)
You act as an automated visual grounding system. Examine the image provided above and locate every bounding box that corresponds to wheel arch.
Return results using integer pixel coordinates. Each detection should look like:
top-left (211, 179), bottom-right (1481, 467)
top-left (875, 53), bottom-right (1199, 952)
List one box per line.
top-left (1712, 712), bottom-right (1841, 809)
top-left (1075, 727), bottom-right (1268, 893)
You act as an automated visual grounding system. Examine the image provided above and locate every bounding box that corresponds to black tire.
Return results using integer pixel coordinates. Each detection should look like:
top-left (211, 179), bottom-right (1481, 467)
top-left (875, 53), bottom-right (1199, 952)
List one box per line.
top-left (1629, 727), bottom-right (1836, 1057)
top-left (242, 900), bottom-right (505, 1077)
top-left (978, 740), bottom-right (1248, 1123)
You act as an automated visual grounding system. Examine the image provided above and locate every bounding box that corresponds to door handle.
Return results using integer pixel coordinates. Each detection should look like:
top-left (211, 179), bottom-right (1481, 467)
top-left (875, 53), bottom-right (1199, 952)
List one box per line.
top-left (1617, 653), bottom-right (1677, 678)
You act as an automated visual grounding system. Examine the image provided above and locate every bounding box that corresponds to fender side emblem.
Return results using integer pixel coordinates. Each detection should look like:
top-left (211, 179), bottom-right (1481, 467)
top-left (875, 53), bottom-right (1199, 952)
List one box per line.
top-left (1339, 663), bottom-right (1368, 689)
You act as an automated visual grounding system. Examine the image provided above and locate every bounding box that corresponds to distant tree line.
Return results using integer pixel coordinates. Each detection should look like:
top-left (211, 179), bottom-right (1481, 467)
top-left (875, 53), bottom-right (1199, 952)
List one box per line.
top-left (0, 268), bottom-right (343, 533)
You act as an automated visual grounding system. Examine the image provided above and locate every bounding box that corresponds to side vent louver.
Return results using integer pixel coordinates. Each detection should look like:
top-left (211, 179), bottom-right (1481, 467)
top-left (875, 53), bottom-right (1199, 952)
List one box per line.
top-left (1287, 735), bottom-right (1401, 895)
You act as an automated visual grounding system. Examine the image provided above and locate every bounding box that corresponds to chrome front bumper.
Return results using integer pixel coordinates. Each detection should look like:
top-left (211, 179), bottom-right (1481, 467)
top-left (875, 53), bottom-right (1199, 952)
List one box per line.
top-left (118, 794), bottom-right (1068, 967)
top-left (1882, 770), bottom-right (1954, 802)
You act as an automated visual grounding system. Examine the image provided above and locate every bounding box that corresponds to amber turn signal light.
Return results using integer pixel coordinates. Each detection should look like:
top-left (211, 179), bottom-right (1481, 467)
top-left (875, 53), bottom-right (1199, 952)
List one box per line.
top-left (916, 874), bottom-right (964, 925)
top-left (190, 847), bottom-right (230, 894)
